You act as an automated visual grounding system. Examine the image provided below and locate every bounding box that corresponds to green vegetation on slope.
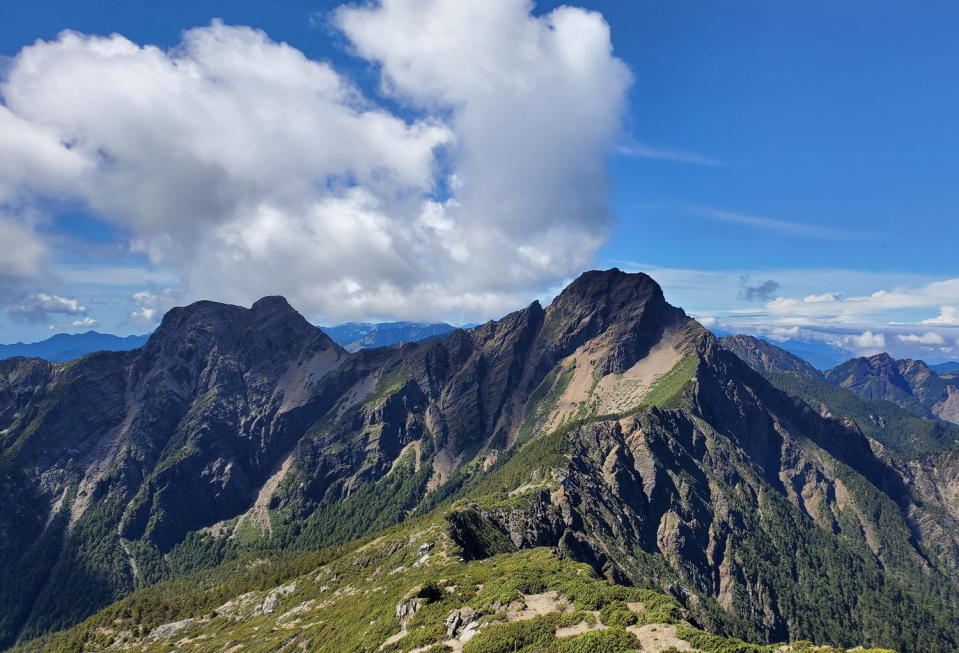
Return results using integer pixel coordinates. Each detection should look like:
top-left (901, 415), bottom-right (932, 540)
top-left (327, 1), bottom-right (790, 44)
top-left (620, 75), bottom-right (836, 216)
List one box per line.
top-left (641, 355), bottom-right (698, 409)
top-left (16, 512), bottom-right (888, 653)
top-left (767, 371), bottom-right (959, 456)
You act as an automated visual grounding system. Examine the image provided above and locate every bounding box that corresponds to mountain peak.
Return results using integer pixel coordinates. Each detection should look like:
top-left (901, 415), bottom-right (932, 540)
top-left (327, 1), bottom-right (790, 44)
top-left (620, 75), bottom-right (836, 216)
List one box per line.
top-left (546, 268), bottom-right (667, 327)
top-left (552, 267), bottom-right (660, 304)
top-left (144, 296), bottom-right (335, 367)
top-left (5, 269), bottom-right (959, 652)
top-left (540, 268), bottom-right (690, 376)
top-left (250, 295), bottom-right (296, 314)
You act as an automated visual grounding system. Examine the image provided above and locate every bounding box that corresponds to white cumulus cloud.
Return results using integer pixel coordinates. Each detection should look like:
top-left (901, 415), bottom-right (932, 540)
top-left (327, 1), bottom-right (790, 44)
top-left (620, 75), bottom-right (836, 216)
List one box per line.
top-left (0, 215), bottom-right (47, 279)
top-left (897, 332), bottom-right (946, 345)
top-left (0, 0), bottom-right (631, 323)
top-left (130, 288), bottom-right (183, 328)
top-left (763, 279), bottom-right (959, 323)
top-left (11, 293), bottom-right (86, 322)
top-left (845, 330), bottom-right (885, 350)
top-left (767, 326), bottom-right (801, 342)
top-left (923, 306), bottom-right (959, 325)
top-left (72, 316), bottom-right (99, 328)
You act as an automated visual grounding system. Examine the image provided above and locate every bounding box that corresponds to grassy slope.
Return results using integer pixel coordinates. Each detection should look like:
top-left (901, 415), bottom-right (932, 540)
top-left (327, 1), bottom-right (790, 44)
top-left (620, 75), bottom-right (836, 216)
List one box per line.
top-left (17, 513), bottom-right (894, 653)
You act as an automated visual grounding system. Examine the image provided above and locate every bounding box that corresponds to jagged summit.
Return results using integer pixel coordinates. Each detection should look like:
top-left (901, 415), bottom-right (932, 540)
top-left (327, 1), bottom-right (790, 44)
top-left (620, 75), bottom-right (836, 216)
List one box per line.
top-left (826, 351), bottom-right (959, 425)
top-left (144, 295), bottom-right (340, 361)
top-left (250, 294), bottom-right (296, 313)
top-left (538, 268), bottom-right (696, 377)
top-left (546, 268), bottom-right (671, 330)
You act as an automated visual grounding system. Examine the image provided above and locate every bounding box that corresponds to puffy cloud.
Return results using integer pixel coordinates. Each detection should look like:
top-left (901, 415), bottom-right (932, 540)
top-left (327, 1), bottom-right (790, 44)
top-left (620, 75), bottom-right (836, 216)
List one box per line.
top-left (923, 306), bottom-right (959, 325)
top-left (0, 1), bottom-right (630, 323)
top-left (897, 332), bottom-right (946, 345)
top-left (767, 326), bottom-right (801, 342)
top-left (11, 293), bottom-right (86, 322)
top-left (0, 105), bottom-right (89, 204)
top-left (845, 330), bottom-right (886, 350)
top-left (130, 288), bottom-right (183, 328)
top-left (71, 316), bottom-right (99, 328)
top-left (0, 215), bottom-right (46, 279)
top-left (335, 0), bottom-right (630, 305)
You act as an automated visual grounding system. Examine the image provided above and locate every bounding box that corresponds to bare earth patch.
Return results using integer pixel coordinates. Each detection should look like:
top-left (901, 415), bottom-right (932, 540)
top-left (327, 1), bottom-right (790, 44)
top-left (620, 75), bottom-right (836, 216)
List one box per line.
top-left (626, 623), bottom-right (699, 652)
top-left (233, 452), bottom-right (295, 537)
top-left (594, 327), bottom-right (684, 414)
top-left (507, 591), bottom-right (571, 621)
top-left (555, 612), bottom-right (606, 637)
top-left (550, 325), bottom-right (684, 426)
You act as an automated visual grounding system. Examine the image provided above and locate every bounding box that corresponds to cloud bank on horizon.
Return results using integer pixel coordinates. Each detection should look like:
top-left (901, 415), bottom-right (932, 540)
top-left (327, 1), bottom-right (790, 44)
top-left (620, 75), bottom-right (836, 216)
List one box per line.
top-left (0, 0), bottom-right (629, 326)
top-left (621, 262), bottom-right (959, 363)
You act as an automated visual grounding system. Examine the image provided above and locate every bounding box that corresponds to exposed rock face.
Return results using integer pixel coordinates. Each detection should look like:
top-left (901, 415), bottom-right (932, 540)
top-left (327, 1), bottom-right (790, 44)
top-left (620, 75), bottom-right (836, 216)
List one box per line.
top-left (148, 618), bottom-right (194, 640)
top-left (446, 343), bottom-right (959, 650)
top-left (2, 269), bottom-right (959, 652)
top-left (826, 353), bottom-right (959, 425)
top-left (0, 296), bottom-right (345, 645)
top-left (445, 606), bottom-right (478, 638)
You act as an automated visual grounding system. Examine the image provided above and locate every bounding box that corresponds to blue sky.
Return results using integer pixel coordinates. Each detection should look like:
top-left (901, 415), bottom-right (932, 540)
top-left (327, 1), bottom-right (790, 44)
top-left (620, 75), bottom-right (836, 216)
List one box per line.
top-left (1, 0), bottom-right (957, 361)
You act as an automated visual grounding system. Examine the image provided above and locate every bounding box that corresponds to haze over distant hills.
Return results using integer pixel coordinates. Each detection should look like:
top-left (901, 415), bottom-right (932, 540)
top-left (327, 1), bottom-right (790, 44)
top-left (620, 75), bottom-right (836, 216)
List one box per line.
top-left (0, 331), bottom-right (149, 362)
top-left (933, 361), bottom-right (959, 375)
top-left (0, 322), bottom-right (461, 363)
top-left (320, 321), bottom-right (458, 352)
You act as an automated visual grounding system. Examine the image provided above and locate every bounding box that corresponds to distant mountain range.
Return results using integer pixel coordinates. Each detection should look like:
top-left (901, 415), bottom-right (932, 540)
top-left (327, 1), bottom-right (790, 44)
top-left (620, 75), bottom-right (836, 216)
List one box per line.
top-left (721, 334), bottom-right (959, 451)
top-left (0, 331), bottom-right (149, 362)
top-left (721, 334), bottom-right (959, 428)
top-left (932, 361), bottom-right (959, 375)
top-left (0, 322), bottom-right (461, 363)
top-left (709, 328), bottom-right (849, 369)
top-left (320, 321), bottom-right (458, 352)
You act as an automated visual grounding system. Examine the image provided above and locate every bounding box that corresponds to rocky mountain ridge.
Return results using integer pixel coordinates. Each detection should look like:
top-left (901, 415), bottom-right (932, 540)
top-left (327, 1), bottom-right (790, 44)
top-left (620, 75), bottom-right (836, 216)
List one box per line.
top-left (2, 270), bottom-right (959, 652)
top-left (826, 352), bottom-right (959, 425)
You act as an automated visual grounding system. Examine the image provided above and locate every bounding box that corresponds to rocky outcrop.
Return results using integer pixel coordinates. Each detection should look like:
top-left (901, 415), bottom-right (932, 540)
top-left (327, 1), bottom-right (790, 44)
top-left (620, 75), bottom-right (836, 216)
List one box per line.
top-left (439, 333), bottom-right (959, 651)
top-left (0, 297), bottom-right (346, 645)
top-left (826, 353), bottom-right (959, 425)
